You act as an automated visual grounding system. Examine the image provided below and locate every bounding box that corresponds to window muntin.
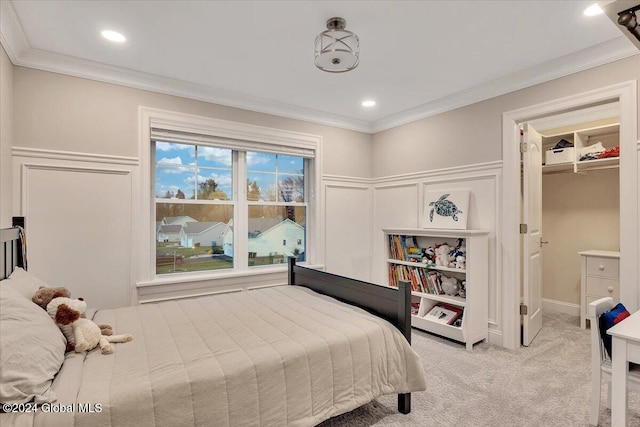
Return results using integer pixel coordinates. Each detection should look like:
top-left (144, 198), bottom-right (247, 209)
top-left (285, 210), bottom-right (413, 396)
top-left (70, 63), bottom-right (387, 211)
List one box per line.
top-left (154, 141), bottom-right (234, 275)
top-left (246, 151), bottom-right (306, 267)
top-left (155, 141), bottom-right (233, 201)
top-left (155, 203), bottom-right (233, 274)
top-left (154, 145), bottom-right (308, 275)
top-left (247, 205), bottom-right (306, 266)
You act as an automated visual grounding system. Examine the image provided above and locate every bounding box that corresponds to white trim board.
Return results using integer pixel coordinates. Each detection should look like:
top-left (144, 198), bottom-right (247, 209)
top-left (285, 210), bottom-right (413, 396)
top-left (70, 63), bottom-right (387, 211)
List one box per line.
top-left (1, 0), bottom-right (637, 134)
top-left (542, 299), bottom-right (581, 317)
top-left (137, 107), bottom-right (324, 298)
top-left (501, 81), bottom-right (638, 351)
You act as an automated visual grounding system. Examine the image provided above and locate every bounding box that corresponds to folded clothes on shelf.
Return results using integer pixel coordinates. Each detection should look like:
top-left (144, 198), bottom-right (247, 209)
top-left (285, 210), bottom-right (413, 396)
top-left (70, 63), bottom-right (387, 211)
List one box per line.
top-left (599, 146), bottom-right (620, 159)
top-left (551, 138), bottom-right (573, 149)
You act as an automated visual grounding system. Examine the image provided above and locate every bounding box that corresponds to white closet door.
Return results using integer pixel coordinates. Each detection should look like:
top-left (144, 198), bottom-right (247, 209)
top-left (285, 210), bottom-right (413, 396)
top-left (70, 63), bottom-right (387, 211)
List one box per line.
top-left (522, 123), bottom-right (543, 346)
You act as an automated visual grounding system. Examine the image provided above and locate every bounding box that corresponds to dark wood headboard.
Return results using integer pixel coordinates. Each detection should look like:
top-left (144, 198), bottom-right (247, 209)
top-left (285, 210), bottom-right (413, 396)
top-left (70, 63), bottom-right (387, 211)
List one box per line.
top-left (1, 227), bottom-right (24, 279)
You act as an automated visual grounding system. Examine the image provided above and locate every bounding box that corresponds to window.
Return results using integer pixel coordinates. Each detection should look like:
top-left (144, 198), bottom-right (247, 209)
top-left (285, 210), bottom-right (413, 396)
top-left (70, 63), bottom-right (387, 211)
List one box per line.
top-left (154, 142), bottom-right (234, 274)
top-left (152, 139), bottom-right (310, 275)
top-left (141, 109), bottom-right (320, 283)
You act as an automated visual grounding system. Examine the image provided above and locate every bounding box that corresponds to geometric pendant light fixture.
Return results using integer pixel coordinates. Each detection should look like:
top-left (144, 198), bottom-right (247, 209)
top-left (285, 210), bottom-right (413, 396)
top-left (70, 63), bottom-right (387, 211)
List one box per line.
top-left (314, 17), bottom-right (359, 73)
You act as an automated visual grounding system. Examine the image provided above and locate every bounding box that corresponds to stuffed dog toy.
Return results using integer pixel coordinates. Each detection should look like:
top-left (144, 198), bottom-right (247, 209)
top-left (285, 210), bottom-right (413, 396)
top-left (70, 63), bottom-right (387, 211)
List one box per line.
top-left (46, 297), bottom-right (133, 354)
top-left (32, 286), bottom-right (113, 338)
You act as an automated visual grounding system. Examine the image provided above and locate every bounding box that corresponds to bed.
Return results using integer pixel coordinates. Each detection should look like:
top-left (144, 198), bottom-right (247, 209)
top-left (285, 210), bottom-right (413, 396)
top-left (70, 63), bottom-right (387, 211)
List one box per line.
top-left (0, 225), bottom-right (426, 426)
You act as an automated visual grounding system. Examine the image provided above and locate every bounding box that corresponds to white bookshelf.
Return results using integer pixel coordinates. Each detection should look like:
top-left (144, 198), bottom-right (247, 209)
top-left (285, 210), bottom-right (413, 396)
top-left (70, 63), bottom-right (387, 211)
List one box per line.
top-left (384, 228), bottom-right (489, 350)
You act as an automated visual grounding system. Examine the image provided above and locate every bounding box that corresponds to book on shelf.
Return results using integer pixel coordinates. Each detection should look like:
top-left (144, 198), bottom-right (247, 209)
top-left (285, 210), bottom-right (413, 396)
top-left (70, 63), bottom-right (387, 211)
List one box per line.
top-left (388, 235), bottom-right (421, 262)
top-left (411, 302), bottom-right (420, 316)
top-left (424, 303), bottom-right (463, 325)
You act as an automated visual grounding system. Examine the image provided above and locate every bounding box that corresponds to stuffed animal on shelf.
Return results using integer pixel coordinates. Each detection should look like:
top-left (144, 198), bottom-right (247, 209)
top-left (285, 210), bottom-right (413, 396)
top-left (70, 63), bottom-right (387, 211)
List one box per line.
top-left (46, 297), bottom-right (133, 354)
top-left (435, 244), bottom-right (451, 267)
top-left (440, 275), bottom-right (460, 296)
top-left (449, 238), bottom-right (466, 268)
top-left (455, 255), bottom-right (466, 270)
top-left (421, 246), bottom-right (436, 265)
top-left (458, 280), bottom-right (467, 298)
top-left (32, 286), bottom-right (113, 340)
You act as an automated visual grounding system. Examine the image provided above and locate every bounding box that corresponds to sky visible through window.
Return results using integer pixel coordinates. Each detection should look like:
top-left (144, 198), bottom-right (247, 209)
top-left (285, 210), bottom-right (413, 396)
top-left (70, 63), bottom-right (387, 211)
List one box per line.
top-left (155, 141), bottom-right (304, 202)
top-left (155, 141), bottom-right (232, 199)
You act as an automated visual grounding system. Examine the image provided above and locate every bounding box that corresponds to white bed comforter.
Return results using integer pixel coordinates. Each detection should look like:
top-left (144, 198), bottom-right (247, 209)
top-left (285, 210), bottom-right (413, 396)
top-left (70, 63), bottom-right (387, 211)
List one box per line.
top-left (9, 285), bottom-right (426, 427)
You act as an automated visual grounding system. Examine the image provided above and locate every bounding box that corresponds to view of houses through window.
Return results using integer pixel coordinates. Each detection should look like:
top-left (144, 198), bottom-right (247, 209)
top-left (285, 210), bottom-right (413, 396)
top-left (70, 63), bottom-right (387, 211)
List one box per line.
top-left (154, 141), bottom-right (306, 275)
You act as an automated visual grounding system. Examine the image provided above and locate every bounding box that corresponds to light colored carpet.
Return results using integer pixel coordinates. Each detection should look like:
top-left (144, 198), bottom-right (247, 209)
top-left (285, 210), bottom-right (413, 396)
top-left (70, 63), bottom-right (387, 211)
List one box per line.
top-left (318, 311), bottom-right (640, 426)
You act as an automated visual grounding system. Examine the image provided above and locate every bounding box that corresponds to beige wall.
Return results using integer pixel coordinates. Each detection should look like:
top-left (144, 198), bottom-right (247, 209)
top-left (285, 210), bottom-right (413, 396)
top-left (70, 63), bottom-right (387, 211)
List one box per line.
top-left (12, 67), bottom-right (373, 178)
top-left (542, 168), bottom-right (620, 305)
top-left (371, 55), bottom-right (640, 177)
top-left (0, 44), bottom-right (13, 228)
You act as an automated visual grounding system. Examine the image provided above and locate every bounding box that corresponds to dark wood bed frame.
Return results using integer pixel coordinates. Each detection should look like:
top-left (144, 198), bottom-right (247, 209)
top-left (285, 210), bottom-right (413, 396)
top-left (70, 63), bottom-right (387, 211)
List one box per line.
top-left (0, 224), bottom-right (413, 414)
top-left (1, 227), bottom-right (23, 280)
top-left (288, 257), bottom-right (412, 414)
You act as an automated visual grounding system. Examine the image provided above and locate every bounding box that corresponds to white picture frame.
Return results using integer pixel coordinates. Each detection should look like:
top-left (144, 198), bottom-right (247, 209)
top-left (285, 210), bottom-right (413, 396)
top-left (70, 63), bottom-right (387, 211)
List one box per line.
top-left (423, 189), bottom-right (470, 230)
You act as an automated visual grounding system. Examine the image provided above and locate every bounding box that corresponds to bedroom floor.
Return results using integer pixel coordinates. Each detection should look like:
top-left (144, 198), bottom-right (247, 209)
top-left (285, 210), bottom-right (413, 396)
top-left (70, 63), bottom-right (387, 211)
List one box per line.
top-left (319, 310), bottom-right (640, 427)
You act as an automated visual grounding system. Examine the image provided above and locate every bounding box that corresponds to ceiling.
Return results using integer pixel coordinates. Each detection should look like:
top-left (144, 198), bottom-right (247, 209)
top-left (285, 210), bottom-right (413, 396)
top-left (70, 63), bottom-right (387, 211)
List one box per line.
top-left (1, 1), bottom-right (637, 133)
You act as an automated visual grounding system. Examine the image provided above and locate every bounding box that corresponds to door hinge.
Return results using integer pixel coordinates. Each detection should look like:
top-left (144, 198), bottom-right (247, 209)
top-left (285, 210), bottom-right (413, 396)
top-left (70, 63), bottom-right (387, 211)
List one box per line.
top-left (520, 142), bottom-right (528, 153)
top-left (520, 224), bottom-right (528, 234)
top-left (520, 304), bottom-right (528, 316)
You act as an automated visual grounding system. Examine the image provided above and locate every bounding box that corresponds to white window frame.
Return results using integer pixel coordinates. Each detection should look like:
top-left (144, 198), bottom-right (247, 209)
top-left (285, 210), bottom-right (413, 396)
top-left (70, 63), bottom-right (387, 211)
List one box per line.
top-left (137, 107), bottom-right (322, 287)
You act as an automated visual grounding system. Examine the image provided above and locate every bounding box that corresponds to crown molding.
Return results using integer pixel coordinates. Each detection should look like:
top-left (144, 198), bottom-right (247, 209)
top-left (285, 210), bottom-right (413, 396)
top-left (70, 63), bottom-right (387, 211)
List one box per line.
top-left (2, 0), bottom-right (637, 135)
top-left (371, 37), bottom-right (639, 133)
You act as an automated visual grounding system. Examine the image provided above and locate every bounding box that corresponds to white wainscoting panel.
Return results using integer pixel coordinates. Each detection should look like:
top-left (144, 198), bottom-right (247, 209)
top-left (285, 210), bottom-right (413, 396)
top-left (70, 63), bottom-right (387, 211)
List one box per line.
top-left (15, 157), bottom-right (134, 309)
top-left (372, 162), bottom-right (502, 344)
top-left (372, 183), bottom-right (420, 285)
top-left (324, 181), bottom-right (372, 282)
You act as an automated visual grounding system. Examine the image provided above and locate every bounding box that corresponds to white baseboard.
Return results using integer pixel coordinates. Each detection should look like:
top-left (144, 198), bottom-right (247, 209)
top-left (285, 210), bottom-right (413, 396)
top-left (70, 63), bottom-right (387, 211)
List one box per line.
top-left (542, 298), bottom-right (580, 316)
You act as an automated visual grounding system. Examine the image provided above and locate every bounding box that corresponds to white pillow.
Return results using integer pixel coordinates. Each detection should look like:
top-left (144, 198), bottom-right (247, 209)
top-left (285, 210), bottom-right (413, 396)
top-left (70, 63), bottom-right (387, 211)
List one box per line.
top-left (3, 267), bottom-right (50, 300)
top-left (0, 285), bottom-right (66, 404)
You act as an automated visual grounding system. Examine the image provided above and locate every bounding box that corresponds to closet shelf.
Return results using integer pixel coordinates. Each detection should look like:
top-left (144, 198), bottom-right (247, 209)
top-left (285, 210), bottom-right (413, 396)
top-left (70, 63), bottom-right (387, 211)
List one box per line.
top-left (542, 157), bottom-right (619, 174)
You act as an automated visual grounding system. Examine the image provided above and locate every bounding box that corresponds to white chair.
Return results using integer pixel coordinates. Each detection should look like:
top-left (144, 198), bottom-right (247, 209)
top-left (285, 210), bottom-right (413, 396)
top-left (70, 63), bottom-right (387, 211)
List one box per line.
top-left (588, 297), bottom-right (640, 426)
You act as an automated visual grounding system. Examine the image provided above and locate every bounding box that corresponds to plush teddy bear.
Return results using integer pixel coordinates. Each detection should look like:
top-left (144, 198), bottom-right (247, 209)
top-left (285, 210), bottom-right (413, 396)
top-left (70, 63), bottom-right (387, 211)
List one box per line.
top-left (435, 244), bottom-right (451, 267)
top-left (455, 255), bottom-right (466, 270)
top-left (46, 297), bottom-right (133, 354)
top-left (32, 286), bottom-right (113, 341)
top-left (440, 275), bottom-right (460, 296)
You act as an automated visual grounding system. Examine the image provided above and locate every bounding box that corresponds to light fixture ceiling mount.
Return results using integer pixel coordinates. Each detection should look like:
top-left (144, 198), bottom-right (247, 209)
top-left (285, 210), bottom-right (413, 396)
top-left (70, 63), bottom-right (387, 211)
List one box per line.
top-left (314, 17), bottom-right (359, 73)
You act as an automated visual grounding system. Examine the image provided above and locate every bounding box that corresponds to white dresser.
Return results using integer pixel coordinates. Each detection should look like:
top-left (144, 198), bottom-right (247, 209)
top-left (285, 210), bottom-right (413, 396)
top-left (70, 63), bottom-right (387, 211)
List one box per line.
top-left (579, 250), bottom-right (620, 329)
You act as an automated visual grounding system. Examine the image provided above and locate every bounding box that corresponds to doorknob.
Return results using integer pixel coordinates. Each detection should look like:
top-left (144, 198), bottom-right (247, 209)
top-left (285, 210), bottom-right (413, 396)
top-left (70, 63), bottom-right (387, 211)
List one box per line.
top-left (540, 240), bottom-right (549, 246)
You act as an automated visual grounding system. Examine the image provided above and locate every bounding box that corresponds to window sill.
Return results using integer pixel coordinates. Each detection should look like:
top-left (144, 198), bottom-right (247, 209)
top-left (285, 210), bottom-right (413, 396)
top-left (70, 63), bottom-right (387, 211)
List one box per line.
top-left (137, 263), bottom-right (324, 288)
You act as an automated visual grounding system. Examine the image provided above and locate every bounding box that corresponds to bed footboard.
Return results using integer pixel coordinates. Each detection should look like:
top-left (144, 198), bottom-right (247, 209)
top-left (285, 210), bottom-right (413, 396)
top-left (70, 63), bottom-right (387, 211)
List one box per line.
top-left (288, 258), bottom-right (412, 414)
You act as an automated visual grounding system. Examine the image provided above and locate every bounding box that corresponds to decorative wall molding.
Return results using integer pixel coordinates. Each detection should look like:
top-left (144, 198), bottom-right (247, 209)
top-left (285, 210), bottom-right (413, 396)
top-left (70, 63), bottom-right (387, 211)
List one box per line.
top-left (2, 0), bottom-right (637, 134)
top-left (12, 146), bottom-right (139, 166)
top-left (371, 161), bottom-right (503, 185)
top-left (371, 38), bottom-right (638, 133)
top-left (371, 164), bottom-right (502, 335)
top-left (322, 174), bottom-right (372, 185)
top-left (14, 157), bottom-right (136, 308)
top-left (323, 181), bottom-right (373, 282)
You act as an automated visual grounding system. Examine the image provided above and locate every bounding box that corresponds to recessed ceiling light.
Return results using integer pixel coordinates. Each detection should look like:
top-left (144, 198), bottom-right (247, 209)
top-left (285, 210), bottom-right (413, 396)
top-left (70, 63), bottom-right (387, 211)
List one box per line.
top-left (101, 30), bottom-right (126, 43)
top-left (584, 4), bottom-right (603, 16)
top-left (361, 100), bottom-right (376, 107)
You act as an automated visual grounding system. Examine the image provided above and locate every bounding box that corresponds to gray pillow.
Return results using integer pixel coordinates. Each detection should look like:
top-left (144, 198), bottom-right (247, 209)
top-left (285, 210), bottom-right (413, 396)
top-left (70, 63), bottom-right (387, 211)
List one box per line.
top-left (3, 267), bottom-right (50, 300)
top-left (0, 285), bottom-right (66, 404)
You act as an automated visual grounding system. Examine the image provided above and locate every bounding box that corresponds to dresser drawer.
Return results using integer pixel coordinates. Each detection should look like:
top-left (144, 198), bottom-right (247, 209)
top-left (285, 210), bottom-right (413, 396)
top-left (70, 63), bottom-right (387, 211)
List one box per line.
top-left (586, 257), bottom-right (619, 278)
top-left (586, 276), bottom-right (620, 299)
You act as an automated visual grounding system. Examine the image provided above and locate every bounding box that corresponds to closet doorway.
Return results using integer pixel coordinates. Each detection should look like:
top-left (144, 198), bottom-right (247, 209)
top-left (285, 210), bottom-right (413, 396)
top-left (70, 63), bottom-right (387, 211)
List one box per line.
top-left (520, 102), bottom-right (621, 346)
top-left (502, 81), bottom-right (637, 351)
